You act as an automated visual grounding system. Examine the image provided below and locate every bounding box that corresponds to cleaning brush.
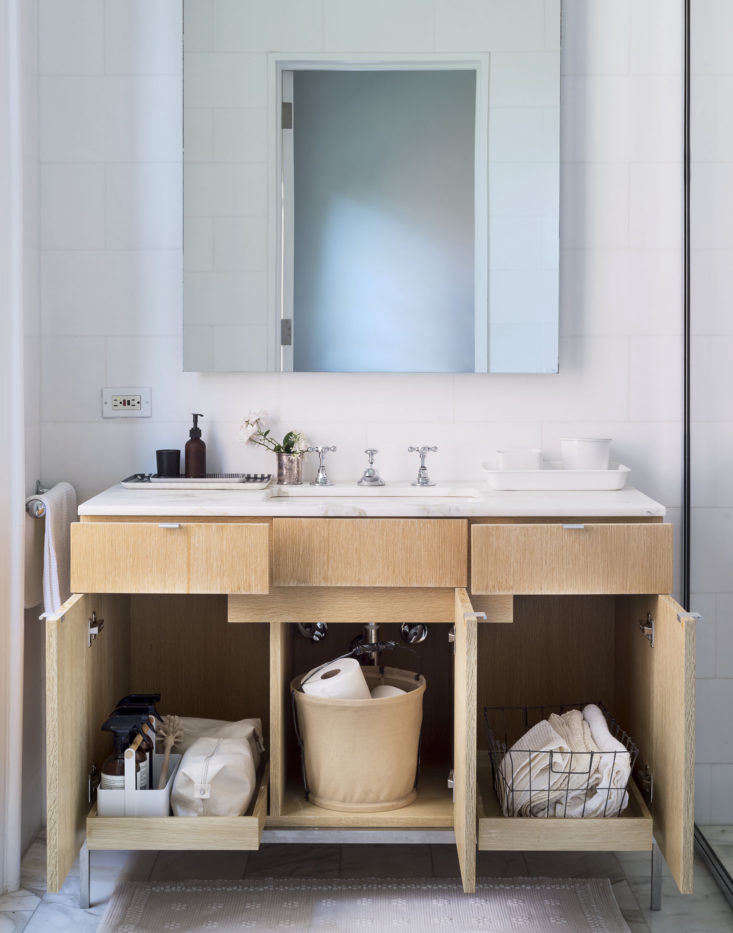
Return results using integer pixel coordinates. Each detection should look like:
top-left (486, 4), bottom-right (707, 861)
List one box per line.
top-left (157, 715), bottom-right (183, 789)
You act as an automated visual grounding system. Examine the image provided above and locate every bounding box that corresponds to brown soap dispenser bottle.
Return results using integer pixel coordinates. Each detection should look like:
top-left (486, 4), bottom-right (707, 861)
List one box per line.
top-left (185, 413), bottom-right (206, 478)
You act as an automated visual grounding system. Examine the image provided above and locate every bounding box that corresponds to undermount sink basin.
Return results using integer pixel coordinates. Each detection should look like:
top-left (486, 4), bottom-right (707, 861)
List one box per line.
top-left (270, 482), bottom-right (480, 499)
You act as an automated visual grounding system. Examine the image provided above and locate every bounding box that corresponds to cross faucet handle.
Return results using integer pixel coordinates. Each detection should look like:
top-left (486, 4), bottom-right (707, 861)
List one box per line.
top-left (365, 448), bottom-right (378, 465)
top-left (307, 446), bottom-right (336, 486)
top-left (408, 445), bottom-right (438, 487)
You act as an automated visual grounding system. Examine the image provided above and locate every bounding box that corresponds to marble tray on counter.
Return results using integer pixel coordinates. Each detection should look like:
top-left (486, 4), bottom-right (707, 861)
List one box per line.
top-left (120, 473), bottom-right (272, 491)
top-left (482, 463), bottom-right (631, 492)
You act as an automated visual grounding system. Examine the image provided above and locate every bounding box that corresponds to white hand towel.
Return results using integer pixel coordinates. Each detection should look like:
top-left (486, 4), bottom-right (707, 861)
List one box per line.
top-left (580, 704), bottom-right (631, 817)
top-left (34, 482), bottom-right (77, 617)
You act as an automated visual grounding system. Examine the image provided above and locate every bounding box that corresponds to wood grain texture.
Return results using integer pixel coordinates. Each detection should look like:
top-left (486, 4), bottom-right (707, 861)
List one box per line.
top-left (230, 588), bottom-right (512, 625)
top-left (454, 588), bottom-right (477, 894)
top-left (273, 518), bottom-right (467, 587)
top-left (87, 763), bottom-right (268, 850)
top-left (46, 594), bottom-right (131, 891)
top-left (471, 522), bottom-right (673, 595)
top-left (614, 595), bottom-right (696, 894)
top-left (71, 521), bottom-right (270, 594)
top-left (478, 762), bottom-right (652, 852)
top-left (130, 596), bottom-right (269, 728)
top-left (269, 621), bottom-right (292, 817)
top-left (266, 766), bottom-right (453, 828)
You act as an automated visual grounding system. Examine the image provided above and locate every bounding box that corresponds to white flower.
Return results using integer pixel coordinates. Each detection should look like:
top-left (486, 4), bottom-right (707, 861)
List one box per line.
top-left (239, 410), bottom-right (267, 444)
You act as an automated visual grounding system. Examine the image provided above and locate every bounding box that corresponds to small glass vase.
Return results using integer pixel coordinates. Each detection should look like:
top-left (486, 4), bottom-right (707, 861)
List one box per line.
top-left (276, 451), bottom-right (303, 485)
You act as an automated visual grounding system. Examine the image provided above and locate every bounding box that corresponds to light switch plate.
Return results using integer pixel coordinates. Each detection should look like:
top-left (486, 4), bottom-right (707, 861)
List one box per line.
top-left (102, 387), bottom-right (151, 418)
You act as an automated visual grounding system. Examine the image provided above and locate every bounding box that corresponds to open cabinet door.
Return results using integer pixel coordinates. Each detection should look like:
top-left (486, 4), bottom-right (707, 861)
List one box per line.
top-left (46, 594), bottom-right (130, 891)
top-left (615, 595), bottom-right (696, 894)
top-left (454, 588), bottom-right (478, 894)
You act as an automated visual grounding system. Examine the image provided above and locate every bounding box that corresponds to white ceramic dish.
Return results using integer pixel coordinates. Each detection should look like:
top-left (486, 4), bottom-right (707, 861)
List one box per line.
top-left (496, 448), bottom-right (542, 471)
top-left (560, 437), bottom-right (612, 471)
top-left (482, 462), bottom-right (630, 492)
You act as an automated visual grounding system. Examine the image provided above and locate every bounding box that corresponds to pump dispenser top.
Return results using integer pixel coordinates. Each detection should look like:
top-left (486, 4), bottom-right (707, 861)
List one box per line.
top-left (100, 713), bottom-right (145, 790)
top-left (185, 412), bottom-right (206, 478)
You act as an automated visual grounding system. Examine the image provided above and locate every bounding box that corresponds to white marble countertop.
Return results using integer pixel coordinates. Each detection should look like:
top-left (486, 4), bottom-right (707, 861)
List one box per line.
top-left (78, 482), bottom-right (666, 518)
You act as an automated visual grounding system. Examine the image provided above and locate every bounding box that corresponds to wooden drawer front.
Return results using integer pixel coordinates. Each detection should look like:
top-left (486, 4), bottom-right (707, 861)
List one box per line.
top-left (471, 522), bottom-right (672, 595)
top-left (273, 518), bottom-right (467, 587)
top-left (71, 522), bottom-right (270, 594)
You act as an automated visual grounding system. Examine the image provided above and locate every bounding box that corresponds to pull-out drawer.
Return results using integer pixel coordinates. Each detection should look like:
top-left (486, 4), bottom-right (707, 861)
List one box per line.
top-left (273, 518), bottom-right (467, 587)
top-left (471, 522), bottom-right (672, 595)
top-left (71, 521), bottom-right (270, 594)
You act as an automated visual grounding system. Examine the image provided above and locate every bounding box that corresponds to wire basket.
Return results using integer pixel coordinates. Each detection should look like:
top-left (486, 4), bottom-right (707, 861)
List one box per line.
top-left (483, 703), bottom-right (640, 819)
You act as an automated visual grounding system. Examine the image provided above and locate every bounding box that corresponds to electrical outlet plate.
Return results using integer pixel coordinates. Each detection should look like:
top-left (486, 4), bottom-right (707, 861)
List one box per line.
top-left (102, 387), bottom-right (151, 418)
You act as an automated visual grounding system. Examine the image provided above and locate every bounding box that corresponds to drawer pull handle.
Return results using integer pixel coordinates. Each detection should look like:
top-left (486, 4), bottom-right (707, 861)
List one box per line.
top-left (158, 523), bottom-right (181, 529)
top-left (562, 524), bottom-right (586, 530)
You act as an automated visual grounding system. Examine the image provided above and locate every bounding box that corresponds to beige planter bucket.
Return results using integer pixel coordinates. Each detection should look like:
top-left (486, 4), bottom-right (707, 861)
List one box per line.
top-left (291, 665), bottom-right (426, 812)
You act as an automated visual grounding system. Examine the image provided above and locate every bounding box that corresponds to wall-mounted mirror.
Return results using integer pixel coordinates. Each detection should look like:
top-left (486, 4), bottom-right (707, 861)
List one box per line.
top-left (183, 7), bottom-right (560, 374)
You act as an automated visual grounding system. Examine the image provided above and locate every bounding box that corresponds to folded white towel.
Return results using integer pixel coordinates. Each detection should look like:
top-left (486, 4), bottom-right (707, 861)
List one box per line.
top-left (35, 482), bottom-right (77, 617)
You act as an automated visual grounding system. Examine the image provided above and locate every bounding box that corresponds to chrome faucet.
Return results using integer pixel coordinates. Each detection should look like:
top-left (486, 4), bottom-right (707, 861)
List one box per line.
top-left (408, 445), bottom-right (438, 487)
top-left (308, 445), bottom-right (336, 486)
top-left (357, 449), bottom-right (385, 486)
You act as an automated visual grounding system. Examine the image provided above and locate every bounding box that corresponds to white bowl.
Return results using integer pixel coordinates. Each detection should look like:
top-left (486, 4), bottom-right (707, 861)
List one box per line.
top-left (496, 448), bottom-right (542, 471)
top-left (560, 437), bottom-right (612, 471)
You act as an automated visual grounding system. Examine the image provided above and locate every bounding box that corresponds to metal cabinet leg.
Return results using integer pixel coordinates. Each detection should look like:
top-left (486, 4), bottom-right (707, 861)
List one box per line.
top-left (79, 842), bottom-right (90, 909)
top-left (650, 840), bottom-right (663, 911)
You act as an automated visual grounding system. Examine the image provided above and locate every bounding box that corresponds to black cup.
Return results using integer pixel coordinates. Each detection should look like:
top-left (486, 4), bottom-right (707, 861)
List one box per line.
top-left (156, 449), bottom-right (181, 477)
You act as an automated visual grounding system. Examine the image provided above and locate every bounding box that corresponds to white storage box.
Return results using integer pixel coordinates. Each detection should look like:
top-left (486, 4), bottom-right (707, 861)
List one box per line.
top-left (97, 751), bottom-right (181, 818)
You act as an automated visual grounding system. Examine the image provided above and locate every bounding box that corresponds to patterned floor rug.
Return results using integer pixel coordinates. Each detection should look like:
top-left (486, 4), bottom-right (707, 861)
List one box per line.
top-left (99, 876), bottom-right (630, 931)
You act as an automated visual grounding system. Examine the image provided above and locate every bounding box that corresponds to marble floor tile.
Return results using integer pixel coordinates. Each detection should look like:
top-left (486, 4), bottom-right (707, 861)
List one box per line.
top-left (476, 850), bottom-right (529, 877)
top-left (0, 895), bottom-right (39, 914)
top-left (0, 912), bottom-right (35, 932)
top-left (340, 844), bottom-right (432, 879)
top-left (244, 844), bottom-right (341, 878)
top-left (19, 842), bottom-right (46, 898)
top-left (149, 850), bottom-right (247, 881)
top-left (523, 851), bottom-right (625, 882)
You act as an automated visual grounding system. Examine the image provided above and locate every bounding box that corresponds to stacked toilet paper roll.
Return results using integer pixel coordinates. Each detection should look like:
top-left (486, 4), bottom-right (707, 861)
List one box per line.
top-left (301, 658), bottom-right (371, 699)
top-left (370, 684), bottom-right (407, 698)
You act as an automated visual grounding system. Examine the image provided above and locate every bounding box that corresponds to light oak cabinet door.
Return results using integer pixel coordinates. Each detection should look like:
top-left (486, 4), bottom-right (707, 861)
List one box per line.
top-left (615, 595), bottom-right (697, 894)
top-left (454, 588), bottom-right (478, 894)
top-left (273, 518), bottom-right (467, 587)
top-left (71, 522), bottom-right (270, 594)
top-left (471, 522), bottom-right (673, 595)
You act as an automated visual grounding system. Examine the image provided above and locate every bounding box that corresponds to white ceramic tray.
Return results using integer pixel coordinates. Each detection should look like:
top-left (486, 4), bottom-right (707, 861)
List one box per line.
top-left (121, 473), bottom-right (272, 491)
top-left (482, 463), bottom-right (631, 492)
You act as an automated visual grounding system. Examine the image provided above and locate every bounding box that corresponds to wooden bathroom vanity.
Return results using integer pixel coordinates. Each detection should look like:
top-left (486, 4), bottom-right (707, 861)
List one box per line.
top-left (46, 484), bottom-right (695, 907)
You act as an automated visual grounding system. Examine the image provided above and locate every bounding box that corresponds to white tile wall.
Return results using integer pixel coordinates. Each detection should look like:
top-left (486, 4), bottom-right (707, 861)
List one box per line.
top-left (36, 1), bottom-right (733, 814)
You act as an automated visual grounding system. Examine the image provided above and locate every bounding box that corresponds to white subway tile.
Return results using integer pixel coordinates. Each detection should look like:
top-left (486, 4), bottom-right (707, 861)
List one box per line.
top-left (105, 163), bottom-right (183, 250)
top-left (560, 163), bottom-right (629, 249)
top-left (214, 0), bottom-right (322, 52)
top-left (183, 326), bottom-right (214, 372)
top-left (39, 77), bottom-right (105, 162)
top-left (561, 76), bottom-right (629, 163)
top-left (691, 508), bottom-right (733, 595)
top-left (696, 677), bottom-right (733, 763)
top-left (41, 164), bottom-right (105, 250)
top-left (42, 251), bottom-right (181, 336)
top-left (544, 0), bottom-right (561, 50)
top-left (710, 765), bottom-right (733, 820)
top-left (436, 0), bottom-right (544, 52)
top-left (489, 215), bottom-right (543, 270)
top-left (104, 0), bottom-right (182, 75)
top-left (716, 594), bottom-right (733, 677)
top-left (104, 76), bottom-right (182, 162)
top-left (184, 108), bottom-right (214, 163)
top-left (184, 53), bottom-right (267, 109)
top-left (630, 0), bottom-right (683, 76)
top-left (490, 107), bottom-right (559, 163)
top-left (692, 0), bottom-right (733, 76)
top-left (213, 216), bottom-right (267, 271)
top-left (691, 337), bottom-right (733, 422)
top-left (184, 0), bottom-right (214, 52)
top-left (628, 335), bottom-right (682, 422)
top-left (39, 0), bottom-right (104, 75)
top-left (561, 0), bottom-right (630, 76)
top-left (691, 592), bottom-right (717, 679)
top-left (184, 162), bottom-right (267, 217)
top-left (184, 217), bottom-right (214, 272)
top-left (212, 108), bottom-right (267, 162)
top-left (491, 163), bottom-right (559, 218)
top-left (325, 0), bottom-right (434, 53)
top-left (691, 164), bottom-right (733, 250)
top-left (693, 76), bottom-right (733, 163)
top-left (628, 76), bottom-right (682, 163)
top-left (491, 52), bottom-right (559, 108)
top-left (456, 337), bottom-right (629, 422)
top-left (626, 249), bottom-right (683, 335)
top-left (452, 422), bottom-right (543, 478)
top-left (41, 336), bottom-right (106, 422)
top-left (490, 270), bottom-right (558, 325)
top-left (695, 763), bottom-right (712, 824)
top-left (691, 422), bottom-right (733, 508)
top-left (630, 163), bottom-right (683, 250)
